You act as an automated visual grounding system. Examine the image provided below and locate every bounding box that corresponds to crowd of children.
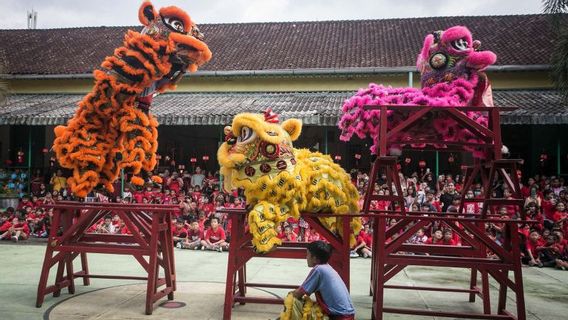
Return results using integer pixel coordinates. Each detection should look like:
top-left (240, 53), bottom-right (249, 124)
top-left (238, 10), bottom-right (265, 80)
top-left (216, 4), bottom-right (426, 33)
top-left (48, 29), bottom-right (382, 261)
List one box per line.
top-left (1, 165), bottom-right (567, 270)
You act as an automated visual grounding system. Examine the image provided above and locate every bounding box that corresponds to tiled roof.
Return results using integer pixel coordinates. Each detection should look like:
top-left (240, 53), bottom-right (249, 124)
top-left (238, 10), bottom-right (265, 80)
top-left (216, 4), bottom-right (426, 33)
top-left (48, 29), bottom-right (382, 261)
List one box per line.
top-left (0, 14), bottom-right (561, 75)
top-left (0, 90), bottom-right (565, 126)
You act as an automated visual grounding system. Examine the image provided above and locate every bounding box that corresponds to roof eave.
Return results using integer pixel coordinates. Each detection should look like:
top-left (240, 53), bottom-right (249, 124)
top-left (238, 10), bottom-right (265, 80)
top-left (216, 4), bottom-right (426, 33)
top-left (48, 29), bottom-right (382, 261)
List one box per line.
top-left (0, 64), bottom-right (552, 80)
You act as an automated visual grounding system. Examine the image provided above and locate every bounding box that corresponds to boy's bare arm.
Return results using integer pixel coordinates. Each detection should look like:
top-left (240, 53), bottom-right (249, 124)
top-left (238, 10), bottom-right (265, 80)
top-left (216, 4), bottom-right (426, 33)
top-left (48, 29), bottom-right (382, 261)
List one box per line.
top-left (292, 288), bottom-right (304, 299)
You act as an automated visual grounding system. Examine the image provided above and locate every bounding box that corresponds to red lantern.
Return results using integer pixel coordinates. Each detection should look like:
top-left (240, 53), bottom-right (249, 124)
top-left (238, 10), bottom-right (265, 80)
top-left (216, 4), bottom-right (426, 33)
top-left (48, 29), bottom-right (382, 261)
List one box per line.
top-left (448, 154), bottom-right (455, 163)
top-left (354, 154), bottom-right (361, 160)
top-left (156, 154), bottom-right (162, 160)
top-left (404, 157), bottom-right (411, 165)
top-left (190, 158), bottom-right (197, 163)
top-left (202, 155), bottom-right (210, 161)
top-left (396, 163), bottom-right (402, 170)
top-left (334, 155), bottom-right (342, 161)
top-left (418, 160), bottom-right (426, 168)
top-left (42, 148), bottom-right (49, 153)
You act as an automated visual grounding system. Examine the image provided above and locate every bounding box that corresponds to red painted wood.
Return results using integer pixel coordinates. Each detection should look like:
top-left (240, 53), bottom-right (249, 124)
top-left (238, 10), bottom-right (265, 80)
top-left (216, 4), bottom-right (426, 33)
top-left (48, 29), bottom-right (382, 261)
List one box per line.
top-left (362, 105), bottom-right (527, 320)
top-left (220, 208), bottom-right (353, 320)
top-left (35, 202), bottom-right (178, 315)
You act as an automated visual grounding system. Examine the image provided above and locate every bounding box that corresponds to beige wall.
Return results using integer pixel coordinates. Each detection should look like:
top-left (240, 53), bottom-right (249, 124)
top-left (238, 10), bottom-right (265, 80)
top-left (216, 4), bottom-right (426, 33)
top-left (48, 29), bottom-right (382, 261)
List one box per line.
top-left (6, 71), bottom-right (552, 94)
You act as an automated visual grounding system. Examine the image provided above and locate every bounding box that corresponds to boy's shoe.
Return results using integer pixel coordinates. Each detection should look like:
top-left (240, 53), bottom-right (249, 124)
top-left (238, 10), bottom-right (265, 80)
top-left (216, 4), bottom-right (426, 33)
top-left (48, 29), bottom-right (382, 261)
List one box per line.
top-left (201, 246), bottom-right (206, 251)
top-left (349, 250), bottom-right (358, 258)
top-left (11, 236), bottom-right (18, 242)
top-left (193, 246), bottom-right (199, 250)
top-left (218, 246), bottom-right (223, 252)
top-left (175, 242), bottom-right (182, 249)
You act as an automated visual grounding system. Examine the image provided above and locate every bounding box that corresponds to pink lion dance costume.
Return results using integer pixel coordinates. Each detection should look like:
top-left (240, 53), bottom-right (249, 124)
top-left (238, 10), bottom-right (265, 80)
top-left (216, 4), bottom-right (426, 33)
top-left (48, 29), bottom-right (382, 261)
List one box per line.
top-left (338, 26), bottom-right (497, 158)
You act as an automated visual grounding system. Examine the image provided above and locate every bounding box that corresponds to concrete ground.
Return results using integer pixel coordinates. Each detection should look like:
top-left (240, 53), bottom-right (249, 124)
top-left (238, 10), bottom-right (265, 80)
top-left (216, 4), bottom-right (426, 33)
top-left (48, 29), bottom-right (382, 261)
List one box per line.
top-left (1, 241), bottom-right (567, 320)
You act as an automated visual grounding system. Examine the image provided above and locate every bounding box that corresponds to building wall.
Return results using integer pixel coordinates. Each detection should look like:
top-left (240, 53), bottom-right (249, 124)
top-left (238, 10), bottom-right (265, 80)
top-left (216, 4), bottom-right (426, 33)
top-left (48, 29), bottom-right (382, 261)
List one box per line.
top-left (6, 70), bottom-right (552, 94)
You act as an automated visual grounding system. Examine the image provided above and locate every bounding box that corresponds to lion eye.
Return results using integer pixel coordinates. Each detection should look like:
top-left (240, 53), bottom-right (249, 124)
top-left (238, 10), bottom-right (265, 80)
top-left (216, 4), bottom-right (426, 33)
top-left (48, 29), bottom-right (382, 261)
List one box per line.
top-left (238, 126), bottom-right (254, 143)
top-left (163, 16), bottom-right (185, 33)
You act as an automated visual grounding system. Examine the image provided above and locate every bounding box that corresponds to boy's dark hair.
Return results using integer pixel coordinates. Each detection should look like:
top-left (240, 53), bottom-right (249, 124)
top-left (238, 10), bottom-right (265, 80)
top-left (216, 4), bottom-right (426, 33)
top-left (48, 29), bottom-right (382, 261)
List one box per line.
top-left (176, 218), bottom-right (185, 224)
top-left (104, 214), bottom-right (112, 220)
top-left (210, 216), bottom-right (220, 224)
top-left (307, 241), bottom-right (332, 264)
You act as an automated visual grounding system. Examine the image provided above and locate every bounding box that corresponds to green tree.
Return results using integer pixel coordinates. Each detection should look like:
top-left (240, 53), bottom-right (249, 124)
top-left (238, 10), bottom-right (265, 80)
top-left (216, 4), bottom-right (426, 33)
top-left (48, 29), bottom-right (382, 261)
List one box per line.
top-left (543, 0), bottom-right (568, 101)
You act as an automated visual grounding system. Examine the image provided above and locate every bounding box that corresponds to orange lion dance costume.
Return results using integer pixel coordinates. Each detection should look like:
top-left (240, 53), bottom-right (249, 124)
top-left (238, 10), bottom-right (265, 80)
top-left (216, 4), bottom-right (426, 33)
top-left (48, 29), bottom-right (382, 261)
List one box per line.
top-left (52, 1), bottom-right (212, 197)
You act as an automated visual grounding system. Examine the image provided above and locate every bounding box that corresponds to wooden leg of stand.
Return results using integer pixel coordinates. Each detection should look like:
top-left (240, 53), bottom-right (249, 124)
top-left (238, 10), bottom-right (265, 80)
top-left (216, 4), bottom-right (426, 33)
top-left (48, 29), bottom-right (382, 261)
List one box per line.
top-left (469, 268), bottom-right (478, 302)
top-left (36, 248), bottom-right (54, 307)
top-left (238, 266), bottom-right (246, 305)
top-left (66, 253), bottom-right (76, 294)
top-left (145, 220), bottom-right (159, 315)
top-left (80, 252), bottom-right (90, 286)
top-left (481, 269), bottom-right (491, 314)
top-left (53, 257), bottom-right (66, 297)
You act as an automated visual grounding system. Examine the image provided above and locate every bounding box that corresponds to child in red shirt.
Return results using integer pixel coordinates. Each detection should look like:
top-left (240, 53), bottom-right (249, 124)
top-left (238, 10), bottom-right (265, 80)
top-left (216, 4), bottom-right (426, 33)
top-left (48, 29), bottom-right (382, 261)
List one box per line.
top-left (524, 230), bottom-right (544, 267)
top-left (0, 213), bottom-right (13, 239)
top-left (172, 218), bottom-right (188, 247)
top-left (283, 225), bottom-right (298, 242)
top-left (0, 217), bottom-right (30, 241)
top-left (181, 220), bottom-right (203, 250)
top-left (201, 217), bottom-right (229, 252)
top-left (353, 224), bottom-right (373, 258)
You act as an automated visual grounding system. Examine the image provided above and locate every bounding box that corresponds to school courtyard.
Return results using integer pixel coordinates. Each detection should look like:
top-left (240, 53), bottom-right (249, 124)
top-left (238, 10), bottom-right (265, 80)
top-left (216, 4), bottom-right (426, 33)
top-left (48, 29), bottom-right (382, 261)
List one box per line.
top-left (1, 241), bottom-right (566, 320)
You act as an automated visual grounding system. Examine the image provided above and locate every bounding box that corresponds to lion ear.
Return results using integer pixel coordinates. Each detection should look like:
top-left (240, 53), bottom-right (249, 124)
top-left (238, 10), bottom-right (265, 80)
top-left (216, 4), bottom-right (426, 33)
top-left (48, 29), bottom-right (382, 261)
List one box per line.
top-left (281, 119), bottom-right (302, 141)
top-left (139, 1), bottom-right (157, 26)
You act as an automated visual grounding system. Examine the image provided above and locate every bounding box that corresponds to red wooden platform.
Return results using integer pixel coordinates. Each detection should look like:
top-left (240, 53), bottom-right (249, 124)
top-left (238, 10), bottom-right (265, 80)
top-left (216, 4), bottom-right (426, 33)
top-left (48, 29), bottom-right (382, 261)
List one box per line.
top-left (220, 208), bottom-right (353, 320)
top-left (36, 201), bottom-right (178, 315)
top-left (362, 105), bottom-right (529, 320)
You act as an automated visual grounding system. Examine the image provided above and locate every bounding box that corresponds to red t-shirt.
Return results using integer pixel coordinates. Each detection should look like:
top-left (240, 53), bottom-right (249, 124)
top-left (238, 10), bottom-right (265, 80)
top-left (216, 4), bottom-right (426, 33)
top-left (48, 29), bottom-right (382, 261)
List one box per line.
top-left (12, 222), bottom-right (30, 235)
top-left (187, 228), bottom-right (203, 242)
top-left (425, 237), bottom-right (457, 245)
top-left (133, 191), bottom-right (145, 203)
top-left (526, 238), bottom-right (545, 258)
top-left (172, 227), bottom-right (188, 238)
top-left (284, 232), bottom-right (298, 242)
top-left (357, 230), bottom-right (373, 248)
top-left (0, 221), bottom-right (12, 232)
top-left (552, 211), bottom-right (567, 223)
top-left (205, 227), bottom-right (226, 242)
top-left (17, 200), bottom-right (35, 210)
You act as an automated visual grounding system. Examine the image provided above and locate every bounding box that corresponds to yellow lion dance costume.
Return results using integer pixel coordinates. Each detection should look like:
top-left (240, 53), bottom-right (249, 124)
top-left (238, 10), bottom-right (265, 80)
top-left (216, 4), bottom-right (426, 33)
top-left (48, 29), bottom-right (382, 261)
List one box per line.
top-left (218, 109), bottom-right (361, 253)
top-left (52, 1), bottom-right (211, 197)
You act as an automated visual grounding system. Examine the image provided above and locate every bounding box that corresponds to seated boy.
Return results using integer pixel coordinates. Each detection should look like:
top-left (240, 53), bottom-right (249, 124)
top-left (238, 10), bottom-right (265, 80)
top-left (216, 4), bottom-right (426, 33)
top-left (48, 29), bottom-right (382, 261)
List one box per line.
top-left (281, 241), bottom-right (355, 320)
top-left (172, 218), bottom-right (189, 248)
top-left (200, 217), bottom-right (229, 252)
top-left (181, 219), bottom-right (203, 250)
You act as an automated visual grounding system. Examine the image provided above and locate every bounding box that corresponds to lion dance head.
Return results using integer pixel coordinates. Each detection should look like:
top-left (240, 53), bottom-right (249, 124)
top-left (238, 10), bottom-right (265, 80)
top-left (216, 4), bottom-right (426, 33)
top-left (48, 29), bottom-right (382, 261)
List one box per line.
top-left (52, 1), bottom-right (212, 197)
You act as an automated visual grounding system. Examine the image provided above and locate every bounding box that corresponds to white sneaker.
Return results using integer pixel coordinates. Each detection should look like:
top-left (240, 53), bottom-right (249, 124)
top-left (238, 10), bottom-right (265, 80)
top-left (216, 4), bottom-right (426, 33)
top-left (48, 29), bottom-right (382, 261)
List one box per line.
top-left (175, 242), bottom-right (182, 249)
top-left (11, 236), bottom-right (18, 242)
top-left (217, 246), bottom-right (223, 252)
top-left (201, 246), bottom-right (206, 251)
top-left (350, 251), bottom-right (358, 258)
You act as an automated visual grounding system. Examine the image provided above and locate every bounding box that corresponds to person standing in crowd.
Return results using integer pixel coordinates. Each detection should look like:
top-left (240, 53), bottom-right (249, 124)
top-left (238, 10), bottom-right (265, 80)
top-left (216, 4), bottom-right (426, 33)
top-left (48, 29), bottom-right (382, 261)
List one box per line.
top-left (49, 169), bottom-right (67, 193)
top-left (439, 182), bottom-right (459, 212)
top-left (191, 167), bottom-right (206, 189)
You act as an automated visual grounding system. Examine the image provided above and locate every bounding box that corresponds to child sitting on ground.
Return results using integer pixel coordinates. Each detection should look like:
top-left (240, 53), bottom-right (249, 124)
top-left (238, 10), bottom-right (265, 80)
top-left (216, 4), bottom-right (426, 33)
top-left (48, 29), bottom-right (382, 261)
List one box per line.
top-left (201, 217), bottom-right (229, 252)
top-left (280, 241), bottom-right (355, 320)
top-left (0, 216), bottom-right (30, 242)
top-left (172, 218), bottom-right (188, 247)
top-left (181, 219), bottom-right (203, 250)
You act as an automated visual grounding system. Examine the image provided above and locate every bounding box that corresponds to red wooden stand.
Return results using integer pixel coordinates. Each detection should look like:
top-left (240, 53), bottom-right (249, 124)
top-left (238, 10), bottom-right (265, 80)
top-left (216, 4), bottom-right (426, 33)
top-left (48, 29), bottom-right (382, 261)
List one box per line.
top-left (363, 105), bottom-right (528, 319)
top-left (36, 201), bottom-right (178, 315)
top-left (220, 208), bottom-right (352, 320)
